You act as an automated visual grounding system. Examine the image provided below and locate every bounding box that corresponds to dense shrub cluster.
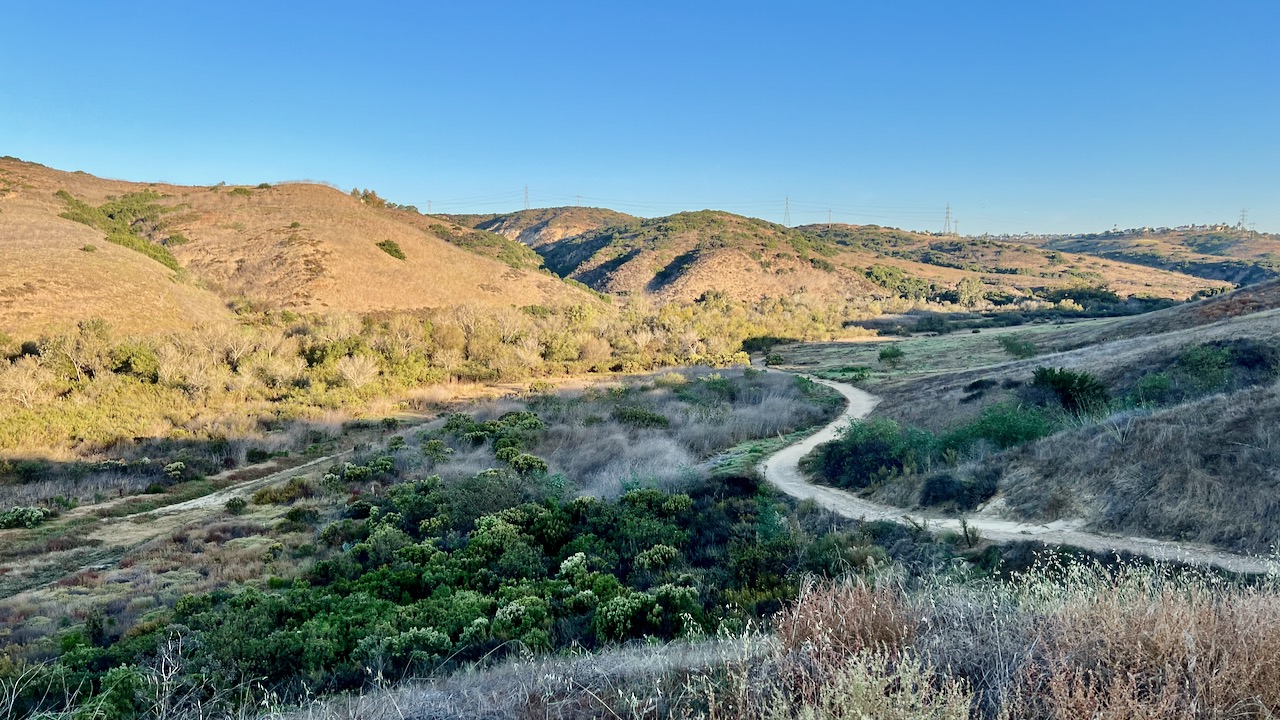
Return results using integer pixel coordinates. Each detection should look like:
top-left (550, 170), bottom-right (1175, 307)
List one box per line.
top-left (0, 505), bottom-right (52, 529)
top-left (0, 288), bottom-right (870, 456)
top-left (813, 403), bottom-right (1060, 510)
top-left (22, 471), bottom-right (900, 710)
top-left (55, 190), bottom-right (182, 271)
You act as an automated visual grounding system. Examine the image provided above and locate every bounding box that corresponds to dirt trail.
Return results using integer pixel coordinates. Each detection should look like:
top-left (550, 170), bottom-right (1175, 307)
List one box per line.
top-left (761, 374), bottom-right (1276, 576)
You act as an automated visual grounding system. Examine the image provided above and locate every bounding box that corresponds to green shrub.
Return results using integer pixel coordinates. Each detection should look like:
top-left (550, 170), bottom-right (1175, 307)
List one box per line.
top-left (1032, 366), bottom-right (1109, 412)
top-left (943, 403), bottom-right (1057, 451)
top-left (764, 352), bottom-right (785, 366)
top-left (918, 468), bottom-right (1000, 510)
top-left (81, 244), bottom-right (97, 253)
top-left (1176, 344), bottom-right (1232, 391)
top-left (507, 453), bottom-right (549, 475)
top-left (253, 477), bottom-right (314, 505)
top-left (1131, 372), bottom-right (1172, 405)
top-left (224, 497), bottom-right (248, 515)
top-left (376, 240), bottom-right (406, 260)
top-left (421, 439), bottom-right (453, 463)
top-left (997, 335), bottom-right (1039, 359)
top-left (0, 506), bottom-right (52, 529)
top-left (834, 365), bottom-right (872, 382)
top-left (878, 345), bottom-right (906, 368)
top-left (814, 418), bottom-right (935, 490)
top-left (56, 189), bottom-right (181, 270)
top-left (229, 187), bottom-right (253, 197)
top-left (611, 405), bottom-right (669, 428)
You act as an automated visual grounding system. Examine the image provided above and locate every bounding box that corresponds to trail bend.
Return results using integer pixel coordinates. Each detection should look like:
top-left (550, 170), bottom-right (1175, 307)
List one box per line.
top-left (760, 373), bottom-right (1275, 576)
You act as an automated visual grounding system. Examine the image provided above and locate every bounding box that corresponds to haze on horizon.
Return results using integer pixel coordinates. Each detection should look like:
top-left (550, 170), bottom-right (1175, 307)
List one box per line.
top-left (1, 1), bottom-right (1275, 235)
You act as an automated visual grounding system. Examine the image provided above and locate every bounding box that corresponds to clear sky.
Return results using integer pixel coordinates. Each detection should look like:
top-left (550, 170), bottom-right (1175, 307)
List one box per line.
top-left (2, 1), bottom-right (1276, 234)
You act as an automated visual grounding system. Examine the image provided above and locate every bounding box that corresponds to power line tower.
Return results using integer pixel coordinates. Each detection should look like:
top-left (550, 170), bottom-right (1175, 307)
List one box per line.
top-left (828, 209), bottom-right (832, 229)
top-left (576, 194), bottom-right (581, 207)
top-left (1240, 208), bottom-right (1249, 237)
top-left (783, 195), bottom-right (791, 227)
top-left (943, 203), bottom-right (953, 236)
top-left (427, 200), bottom-right (432, 214)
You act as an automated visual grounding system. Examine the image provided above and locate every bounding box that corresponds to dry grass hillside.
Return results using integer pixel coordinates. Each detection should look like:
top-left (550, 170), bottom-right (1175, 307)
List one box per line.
top-left (0, 158), bottom-right (594, 336)
top-left (0, 161), bottom-right (234, 335)
top-left (1039, 227), bottom-right (1280, 285)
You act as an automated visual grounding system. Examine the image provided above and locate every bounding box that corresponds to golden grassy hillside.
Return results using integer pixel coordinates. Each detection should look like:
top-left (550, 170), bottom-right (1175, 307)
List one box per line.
top-left (0, 158), bottom-right (595, 336)
top-left (0, 161), bottom-right (234, 336)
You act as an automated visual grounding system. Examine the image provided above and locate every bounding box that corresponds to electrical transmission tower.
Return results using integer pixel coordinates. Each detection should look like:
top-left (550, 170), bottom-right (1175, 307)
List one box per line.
top-left (427, 200), bottom-right (432, 214)
top-left (943, 203), bottom-right (953, 236)
top-left (828, 209), bottom-right (832, 228)
top-left (783, 195), bottom-right (790, 227)
top-left (1240, 208), bottom-right (1249, 237)
top-left (577, 194), bottom-right (581, 207)
top-left (524, 185), bottom-right (530, 210)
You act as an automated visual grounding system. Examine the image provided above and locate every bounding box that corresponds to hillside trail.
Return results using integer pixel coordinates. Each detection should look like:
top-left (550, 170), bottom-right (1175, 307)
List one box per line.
top-left (760, 373), bottom-right (1276, 576)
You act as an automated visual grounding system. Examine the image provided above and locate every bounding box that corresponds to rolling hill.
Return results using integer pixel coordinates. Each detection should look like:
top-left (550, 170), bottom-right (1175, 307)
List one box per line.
top-left (0, 158), bottom-right (596, 337)
top-left (457, 208), bottom-right (1228, 303)
top-left (1036, 226), bottom-right (1280, 285)
top-left (450, 207), bottom-right (637, 249)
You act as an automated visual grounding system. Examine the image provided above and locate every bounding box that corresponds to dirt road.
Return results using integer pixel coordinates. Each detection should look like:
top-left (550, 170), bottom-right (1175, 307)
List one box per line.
top-left (760, 374), bottom-right (1276, 576)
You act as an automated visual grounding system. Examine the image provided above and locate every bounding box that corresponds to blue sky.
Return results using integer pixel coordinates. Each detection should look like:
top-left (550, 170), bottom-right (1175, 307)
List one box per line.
top-left (2, 1), bottom-right (1276, 234)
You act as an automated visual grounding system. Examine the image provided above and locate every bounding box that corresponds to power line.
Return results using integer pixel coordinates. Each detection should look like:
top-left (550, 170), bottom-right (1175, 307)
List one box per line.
top-left (943, 203), bottom-right (953, 235)
top-left (524, 185), bottom-right (529, 211)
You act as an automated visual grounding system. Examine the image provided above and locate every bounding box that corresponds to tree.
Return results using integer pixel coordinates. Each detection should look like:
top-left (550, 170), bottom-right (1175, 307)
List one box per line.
top-left (336, 354), bottom-right (380, 389)
top-left (0, 357), bottom-right (52, 408)
top-left (957, 276), bottom-right (986, 307)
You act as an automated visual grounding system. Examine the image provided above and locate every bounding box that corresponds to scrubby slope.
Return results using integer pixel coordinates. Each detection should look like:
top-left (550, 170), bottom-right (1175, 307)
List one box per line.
top-left (840, 284), bottom-right (1280, 553)
top-left (1042, 227), bottom-right (1280, 285)
top-left (535, 211), bottom-right (883, 301)
top-left (0, 160), bottom-right (234, 335)
top-left (521, 210), bottom-right (1222, 303)
top-left (0, 158), bottom-right (596, 336)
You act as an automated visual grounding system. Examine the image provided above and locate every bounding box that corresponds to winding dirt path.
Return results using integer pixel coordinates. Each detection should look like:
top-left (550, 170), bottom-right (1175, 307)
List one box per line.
top-left (761, 374), bottom-right (1276, 576)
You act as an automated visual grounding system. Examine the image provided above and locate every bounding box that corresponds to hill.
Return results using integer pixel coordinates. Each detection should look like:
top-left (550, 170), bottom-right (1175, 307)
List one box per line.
top-left (772, 279), bottom-right (1280, 555)
top-left (0, 158), bottom-right (595, 336)
top-left (1036, 226), bottom-right (1280, 285)
top-left (536, 211), bottom-right (884, 301)
top-left (454, 206), bottom-right (637, 249)
top-left (478, 208), bottom-right (1227, 303)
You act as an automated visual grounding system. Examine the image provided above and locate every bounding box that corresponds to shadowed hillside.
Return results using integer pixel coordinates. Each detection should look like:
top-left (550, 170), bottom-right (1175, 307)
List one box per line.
top-left (454, 206), bottom-right (637, 249)
top-left (494, 208), bottom-right (1226, 303)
